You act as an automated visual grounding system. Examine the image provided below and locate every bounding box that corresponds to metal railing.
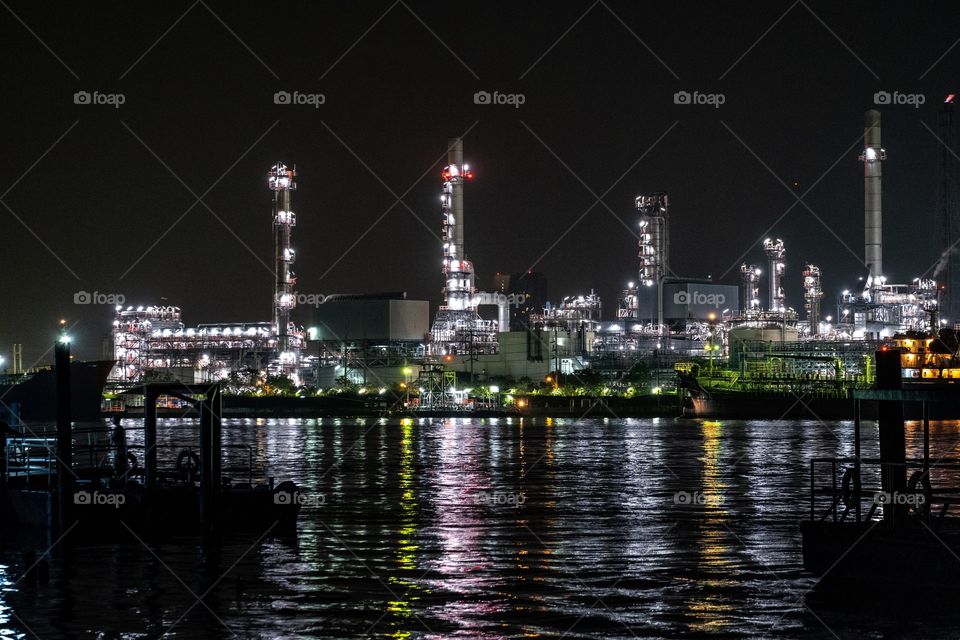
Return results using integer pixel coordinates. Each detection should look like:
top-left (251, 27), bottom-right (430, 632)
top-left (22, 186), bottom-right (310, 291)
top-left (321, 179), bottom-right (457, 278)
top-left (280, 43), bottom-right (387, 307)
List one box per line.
top-left (809, 457), bottom-right (960, 525)
top-left (4, 437), bottom-right (56, 488)
top-left (4, 430), bottom-right (254, 488)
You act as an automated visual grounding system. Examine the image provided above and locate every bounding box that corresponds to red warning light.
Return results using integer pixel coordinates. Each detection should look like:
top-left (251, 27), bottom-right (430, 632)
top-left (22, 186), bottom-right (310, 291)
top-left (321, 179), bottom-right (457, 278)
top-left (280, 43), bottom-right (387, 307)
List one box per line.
top-left (947, 94), bottom-right (956, 104)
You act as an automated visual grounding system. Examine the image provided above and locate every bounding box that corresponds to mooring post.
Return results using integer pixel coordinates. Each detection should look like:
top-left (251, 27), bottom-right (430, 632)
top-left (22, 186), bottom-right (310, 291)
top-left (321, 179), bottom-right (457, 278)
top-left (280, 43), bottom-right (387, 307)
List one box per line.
top-left (854, 399), bottom-right (861, 522)
top-left (143, 385), bottom-right (158, 498)
top-left (55, 339), bottom-right (73, 534)
top-left (199, 384), bottom-right (221, 537)
top-left (0, 421), bottom-right (9, 492)
top-left (211, 384), bottom-right (221, 492)
top-left (876, 349), bottom-right (906, 526)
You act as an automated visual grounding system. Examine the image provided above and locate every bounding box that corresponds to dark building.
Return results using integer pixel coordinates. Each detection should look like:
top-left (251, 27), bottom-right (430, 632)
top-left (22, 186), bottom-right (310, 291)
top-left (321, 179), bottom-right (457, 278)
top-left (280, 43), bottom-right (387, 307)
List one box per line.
top-left (508, 271), bottom-right (548, 331)
top-left (637, 279), bottom-right (738, 329)
top-left (937, 96), bottom-right (960, 326)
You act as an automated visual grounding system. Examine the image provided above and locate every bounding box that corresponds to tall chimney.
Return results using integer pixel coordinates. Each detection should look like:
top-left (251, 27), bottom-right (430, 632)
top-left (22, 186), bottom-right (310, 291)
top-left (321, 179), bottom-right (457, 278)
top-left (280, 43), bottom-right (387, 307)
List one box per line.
top-left (861, 109), bottom-right (885, 285)
top-left (449, 137), bottom-right (465, 264)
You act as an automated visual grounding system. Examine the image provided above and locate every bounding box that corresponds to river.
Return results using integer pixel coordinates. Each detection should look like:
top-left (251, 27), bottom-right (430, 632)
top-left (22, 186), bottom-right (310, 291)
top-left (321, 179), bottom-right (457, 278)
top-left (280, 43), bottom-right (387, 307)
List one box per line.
top-left (3, 416), bottom-right (960, 638)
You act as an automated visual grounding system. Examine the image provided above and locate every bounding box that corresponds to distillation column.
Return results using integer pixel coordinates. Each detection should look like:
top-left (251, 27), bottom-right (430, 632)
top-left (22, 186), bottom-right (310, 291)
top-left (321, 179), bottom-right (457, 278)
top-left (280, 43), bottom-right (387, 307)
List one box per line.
top-left (740, 264), bottom-right (761, 313)
top-left (803, 263), bottom-right (823, 335)
top-left (763, 238), bottom-right (786, 312)
top-left (860, 109), bottom-right (886, 287)
top-left (268, 163), bottom-right (298, 369)
top-left (441, 138), bottom-right (475, 312)
top-left (636, 192), bottom-right (670, 331)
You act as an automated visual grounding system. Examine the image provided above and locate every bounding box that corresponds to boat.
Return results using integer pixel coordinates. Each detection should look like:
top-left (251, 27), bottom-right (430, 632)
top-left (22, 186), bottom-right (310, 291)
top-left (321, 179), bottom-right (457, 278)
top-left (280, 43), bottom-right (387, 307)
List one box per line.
top-left (679, 329), bottom-right (960, 419)
top-left (0, 360), bottom-right (114, 422)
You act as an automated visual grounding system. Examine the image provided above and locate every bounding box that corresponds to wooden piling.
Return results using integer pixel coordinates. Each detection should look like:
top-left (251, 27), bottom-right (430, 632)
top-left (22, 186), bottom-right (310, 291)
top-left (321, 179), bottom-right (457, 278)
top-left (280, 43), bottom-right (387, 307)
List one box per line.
top-left (55, 340), bottom-right (73, 534)
top-left (875, 349), bottom-right (906, 526)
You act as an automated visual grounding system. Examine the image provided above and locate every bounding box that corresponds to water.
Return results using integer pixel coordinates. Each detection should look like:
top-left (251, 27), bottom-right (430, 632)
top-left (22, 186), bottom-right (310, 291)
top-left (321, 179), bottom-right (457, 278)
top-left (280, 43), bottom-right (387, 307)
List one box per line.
top-left (3, 417), bottom-right (960, 639)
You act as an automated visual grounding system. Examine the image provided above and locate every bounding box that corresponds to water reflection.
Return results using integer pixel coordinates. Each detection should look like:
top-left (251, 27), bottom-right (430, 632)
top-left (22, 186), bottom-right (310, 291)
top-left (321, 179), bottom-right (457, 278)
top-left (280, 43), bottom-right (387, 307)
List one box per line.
top-left (4, 417), bottom-right (960, 638)
top-left (686, 420), bottom-right (735, 634)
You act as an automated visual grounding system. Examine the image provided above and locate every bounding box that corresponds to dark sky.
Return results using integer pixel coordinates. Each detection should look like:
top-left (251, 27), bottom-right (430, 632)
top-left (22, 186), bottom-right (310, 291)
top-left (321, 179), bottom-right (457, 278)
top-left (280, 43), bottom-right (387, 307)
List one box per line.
top-left (2, 1), bottom-right (959, 364)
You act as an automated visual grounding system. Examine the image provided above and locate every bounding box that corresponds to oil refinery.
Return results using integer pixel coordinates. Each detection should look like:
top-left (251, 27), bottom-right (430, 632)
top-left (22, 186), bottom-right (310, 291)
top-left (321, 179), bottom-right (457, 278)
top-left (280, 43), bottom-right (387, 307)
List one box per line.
top-left (106, 105), bottom-right (958, 405)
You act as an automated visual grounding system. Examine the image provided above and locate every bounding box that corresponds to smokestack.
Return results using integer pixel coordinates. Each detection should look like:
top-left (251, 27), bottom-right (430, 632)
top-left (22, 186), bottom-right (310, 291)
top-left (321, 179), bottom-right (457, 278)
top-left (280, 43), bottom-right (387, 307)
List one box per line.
top-left (449, 137), bottom-right (465, 263)
top-left (861, 109), bottom-right (885, 285)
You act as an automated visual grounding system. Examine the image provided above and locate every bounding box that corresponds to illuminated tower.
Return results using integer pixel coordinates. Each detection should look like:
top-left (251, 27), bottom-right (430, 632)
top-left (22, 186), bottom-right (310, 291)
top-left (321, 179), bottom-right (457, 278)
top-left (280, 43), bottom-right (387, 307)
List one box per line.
top-left (763, 238), bottom-right (786, 312)
top-left (739, 264), bottom-right (761, 313)
top-left (859, 109), bottom-right (886, 288)
top-left (803, 263), bottom-right (823, 335)
top-left (430, 138), bottom-right (498, 357)
top-left (268, 163), bottom-right (298, 370)
top-left (636, 192), bottom-right (670, 331)
top-left (441, 138), bottom-right (475, 311)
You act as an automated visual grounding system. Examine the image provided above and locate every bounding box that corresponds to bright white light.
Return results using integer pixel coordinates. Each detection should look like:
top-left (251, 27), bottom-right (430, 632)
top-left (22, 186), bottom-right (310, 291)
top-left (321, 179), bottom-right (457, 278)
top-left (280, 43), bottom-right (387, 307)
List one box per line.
top-left (489, 385), bottom-right (500, 393)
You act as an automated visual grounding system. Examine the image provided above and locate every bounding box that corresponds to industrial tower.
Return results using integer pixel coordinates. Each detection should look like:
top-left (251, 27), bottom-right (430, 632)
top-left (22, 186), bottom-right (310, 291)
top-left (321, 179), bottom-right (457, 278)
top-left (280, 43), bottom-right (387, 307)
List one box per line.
top-left (441, 138), bottom-right (474, 312)
top-left (763, 238), bottom-right (786, 312)
top-left (739, 264), bottom-right (761, 313)
top-left (803, 264), bottom-right (823, 335)
top-left (429, 138), bottom-right (498, 356)
top-left (860, 109), bottom-right (886, 289)
top-left (636, 192), bottom-right (670, 331)
top-left (268, 163), bottom-right (301, 377)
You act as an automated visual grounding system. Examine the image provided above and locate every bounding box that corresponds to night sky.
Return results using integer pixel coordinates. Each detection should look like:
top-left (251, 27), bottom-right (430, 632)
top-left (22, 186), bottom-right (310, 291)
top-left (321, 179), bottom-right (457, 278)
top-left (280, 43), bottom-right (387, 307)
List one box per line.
top-left (2, 1), bottom-right (958, 364)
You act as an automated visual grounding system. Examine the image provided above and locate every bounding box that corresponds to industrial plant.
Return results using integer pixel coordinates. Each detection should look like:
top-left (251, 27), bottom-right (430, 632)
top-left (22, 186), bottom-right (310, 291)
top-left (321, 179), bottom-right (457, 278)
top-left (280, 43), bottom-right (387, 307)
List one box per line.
top-left (108, 103), bottom-right (960, 406)
top-left (111, 163), bottom-right (308, 386)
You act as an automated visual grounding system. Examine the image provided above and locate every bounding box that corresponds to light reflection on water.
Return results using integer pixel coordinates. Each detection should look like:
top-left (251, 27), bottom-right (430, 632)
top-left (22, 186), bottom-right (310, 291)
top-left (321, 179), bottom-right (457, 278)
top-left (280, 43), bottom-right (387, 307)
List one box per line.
top-left (2, 417), bottom-right (960, 638)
